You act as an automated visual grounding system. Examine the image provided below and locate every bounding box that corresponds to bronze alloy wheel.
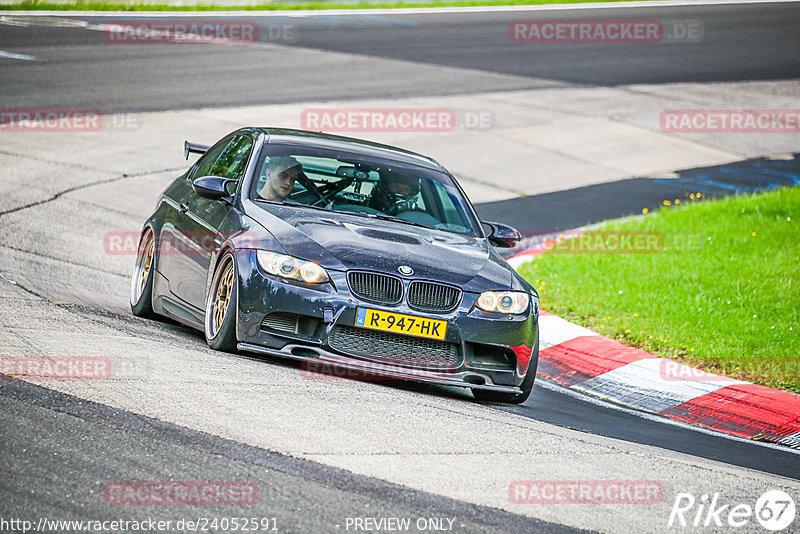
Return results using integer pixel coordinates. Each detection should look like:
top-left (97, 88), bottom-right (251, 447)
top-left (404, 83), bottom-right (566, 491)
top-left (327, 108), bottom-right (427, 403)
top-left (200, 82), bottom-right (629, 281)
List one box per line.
top-left (131, 228), bottom-right (154, 306)
top-left (206, 255), bottom-right (235, 339)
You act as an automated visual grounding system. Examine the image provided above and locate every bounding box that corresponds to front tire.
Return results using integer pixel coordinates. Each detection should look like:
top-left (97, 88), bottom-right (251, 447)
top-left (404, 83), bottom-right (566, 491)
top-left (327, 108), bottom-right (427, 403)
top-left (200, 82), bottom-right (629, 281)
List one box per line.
top-left (204, 252), bottom-right (238, 352)
top-left (473, 333), bottom-right (539, 404)
top-left (130, 227), bottom-right (157, 319)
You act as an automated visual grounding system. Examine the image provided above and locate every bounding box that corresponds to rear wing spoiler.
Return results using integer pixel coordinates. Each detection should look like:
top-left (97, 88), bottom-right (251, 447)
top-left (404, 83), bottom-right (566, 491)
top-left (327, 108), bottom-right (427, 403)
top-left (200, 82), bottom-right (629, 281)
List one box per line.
top-left (184, 140), bottom-right (210, 160)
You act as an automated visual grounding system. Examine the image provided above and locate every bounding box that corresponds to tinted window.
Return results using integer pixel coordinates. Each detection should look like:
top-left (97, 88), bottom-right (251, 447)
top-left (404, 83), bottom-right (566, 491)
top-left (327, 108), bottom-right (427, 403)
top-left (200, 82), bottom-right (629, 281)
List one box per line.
top-left (191, 139), bottom-right (228, 180)
top-left (210, 135), bottom-right (254, 181)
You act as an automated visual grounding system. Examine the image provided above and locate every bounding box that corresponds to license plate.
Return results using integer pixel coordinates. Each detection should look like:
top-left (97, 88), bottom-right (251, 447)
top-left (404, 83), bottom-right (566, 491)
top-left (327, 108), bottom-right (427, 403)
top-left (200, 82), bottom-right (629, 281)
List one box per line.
top-left (355, 308), bottom-right (447, 341)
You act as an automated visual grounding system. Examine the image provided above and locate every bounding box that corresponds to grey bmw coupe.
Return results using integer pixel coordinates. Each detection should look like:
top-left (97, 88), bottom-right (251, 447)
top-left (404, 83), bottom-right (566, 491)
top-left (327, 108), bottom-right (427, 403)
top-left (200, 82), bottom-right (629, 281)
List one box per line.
top-left (131, 128), bottom-right (539, 403)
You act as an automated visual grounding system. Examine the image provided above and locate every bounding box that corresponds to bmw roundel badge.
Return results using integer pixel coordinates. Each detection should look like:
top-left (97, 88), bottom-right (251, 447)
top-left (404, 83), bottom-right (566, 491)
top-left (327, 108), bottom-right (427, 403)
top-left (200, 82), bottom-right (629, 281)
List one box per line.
top-left (398, 265), bottom-right (414, 276)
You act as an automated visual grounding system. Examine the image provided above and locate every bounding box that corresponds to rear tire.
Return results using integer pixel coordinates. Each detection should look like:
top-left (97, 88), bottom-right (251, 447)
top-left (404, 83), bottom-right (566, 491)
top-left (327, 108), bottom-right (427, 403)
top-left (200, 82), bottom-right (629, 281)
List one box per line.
top-left (473, 333), bottom-right (539, 404)
top-left (204, 252), bottom-right (238, 352)
top-left (130, 227), bottom-right (157, 319)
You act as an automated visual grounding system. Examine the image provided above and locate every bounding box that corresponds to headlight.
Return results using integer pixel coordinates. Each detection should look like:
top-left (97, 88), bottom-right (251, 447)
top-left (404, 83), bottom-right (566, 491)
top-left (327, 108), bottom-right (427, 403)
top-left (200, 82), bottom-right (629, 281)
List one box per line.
top-left (476, 291), bottom-right (530, 314)
top-left (256, 251), bottom-right (330, 284)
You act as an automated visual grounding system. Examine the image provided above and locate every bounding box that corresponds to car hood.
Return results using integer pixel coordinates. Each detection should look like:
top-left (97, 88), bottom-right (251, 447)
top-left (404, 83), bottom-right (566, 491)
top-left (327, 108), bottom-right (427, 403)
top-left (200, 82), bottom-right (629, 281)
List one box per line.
top-left (246, 202), bottom-right (514, 290)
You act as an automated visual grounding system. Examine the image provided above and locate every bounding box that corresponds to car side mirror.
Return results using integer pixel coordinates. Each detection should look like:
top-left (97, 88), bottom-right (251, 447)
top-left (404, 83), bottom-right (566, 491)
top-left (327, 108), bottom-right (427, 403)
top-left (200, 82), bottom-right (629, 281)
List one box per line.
top-left (193, 176), bottom-right (236, 201)
top-left (483, 221), bottom-right (522, 248)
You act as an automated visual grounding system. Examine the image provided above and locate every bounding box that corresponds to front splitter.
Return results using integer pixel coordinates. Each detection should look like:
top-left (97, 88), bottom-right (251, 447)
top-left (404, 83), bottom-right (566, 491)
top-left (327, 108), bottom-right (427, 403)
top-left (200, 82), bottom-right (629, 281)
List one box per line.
top-left (237, 342), bottom-right (523, 394)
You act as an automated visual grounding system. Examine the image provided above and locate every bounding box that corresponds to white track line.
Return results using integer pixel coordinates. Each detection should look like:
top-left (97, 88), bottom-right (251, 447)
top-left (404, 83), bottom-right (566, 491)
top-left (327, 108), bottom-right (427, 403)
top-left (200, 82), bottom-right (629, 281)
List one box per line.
top-left (1, 0), bottom-right (799, 17)
top-left (0, 49), bottom-right (36, 60)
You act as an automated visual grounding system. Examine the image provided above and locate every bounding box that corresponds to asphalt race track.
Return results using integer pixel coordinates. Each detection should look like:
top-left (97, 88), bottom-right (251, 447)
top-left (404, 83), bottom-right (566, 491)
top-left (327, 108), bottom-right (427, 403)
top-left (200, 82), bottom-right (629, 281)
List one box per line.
top-left (1, 2), bottom-right (799, 533)
top-left (0, 377), bottom-right (573, 534)
top-left (476, 153), bottom-right (800, 235)
top-left (0, 2), bottom-right (797, 112)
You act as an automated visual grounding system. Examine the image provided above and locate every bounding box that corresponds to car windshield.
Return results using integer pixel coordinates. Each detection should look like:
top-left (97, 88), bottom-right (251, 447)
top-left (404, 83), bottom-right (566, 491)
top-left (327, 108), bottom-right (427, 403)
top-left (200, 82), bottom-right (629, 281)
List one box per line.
top-left (249, 145), bottom-right (480, 236)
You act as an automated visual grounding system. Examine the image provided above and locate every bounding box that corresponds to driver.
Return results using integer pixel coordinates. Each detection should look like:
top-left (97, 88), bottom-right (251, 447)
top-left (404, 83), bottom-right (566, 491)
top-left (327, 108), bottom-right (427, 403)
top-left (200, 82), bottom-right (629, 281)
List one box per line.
top-left (368, 170), bottom-right (420, 215)
top-left (258, 156), bottom-right (302, 201)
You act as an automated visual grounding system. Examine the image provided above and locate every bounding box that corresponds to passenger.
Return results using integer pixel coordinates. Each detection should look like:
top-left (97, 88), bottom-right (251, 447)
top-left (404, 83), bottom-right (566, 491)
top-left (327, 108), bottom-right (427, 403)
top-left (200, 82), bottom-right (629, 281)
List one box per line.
top-left (258, 156), bottom-right (302, 201)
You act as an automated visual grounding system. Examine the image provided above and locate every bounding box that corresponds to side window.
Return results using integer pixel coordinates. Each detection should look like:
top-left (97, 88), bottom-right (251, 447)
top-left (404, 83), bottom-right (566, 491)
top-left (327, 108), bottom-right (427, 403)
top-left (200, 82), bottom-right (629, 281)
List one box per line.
top-left (191, 140), bottom-right (228, 180)
top-left (209, 135), bottom-right (254, 181)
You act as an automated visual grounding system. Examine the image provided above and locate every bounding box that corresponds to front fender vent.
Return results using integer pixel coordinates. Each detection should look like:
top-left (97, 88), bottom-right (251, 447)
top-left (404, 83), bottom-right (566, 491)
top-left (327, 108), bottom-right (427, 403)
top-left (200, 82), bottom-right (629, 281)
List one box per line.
top-left (262, 312), bottom-right (300, 334)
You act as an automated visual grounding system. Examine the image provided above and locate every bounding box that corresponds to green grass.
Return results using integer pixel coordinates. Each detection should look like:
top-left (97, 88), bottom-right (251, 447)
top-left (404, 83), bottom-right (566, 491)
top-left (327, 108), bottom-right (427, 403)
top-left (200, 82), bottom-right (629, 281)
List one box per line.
top-left (1, 0), bottom-right (658, 11)
top-left (519, 187), bottom-right (800, 393)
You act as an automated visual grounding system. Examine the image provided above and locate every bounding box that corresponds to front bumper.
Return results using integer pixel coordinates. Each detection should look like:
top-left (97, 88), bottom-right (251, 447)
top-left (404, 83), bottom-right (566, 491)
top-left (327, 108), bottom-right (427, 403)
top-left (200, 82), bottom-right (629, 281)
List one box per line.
top-left (234, 250), bottom-right (538, 391)
top-left (237, 341), bottom-right (527, 393)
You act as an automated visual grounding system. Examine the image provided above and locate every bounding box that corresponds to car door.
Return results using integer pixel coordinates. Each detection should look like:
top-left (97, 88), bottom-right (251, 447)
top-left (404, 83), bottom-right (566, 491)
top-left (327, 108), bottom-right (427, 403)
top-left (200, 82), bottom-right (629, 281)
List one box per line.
top-left (157, 137), bottom-right (229, 309)
top-left (162, 134), bottom-right (254, 310)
